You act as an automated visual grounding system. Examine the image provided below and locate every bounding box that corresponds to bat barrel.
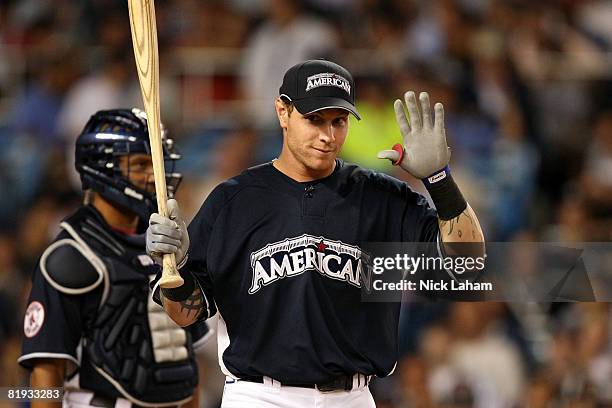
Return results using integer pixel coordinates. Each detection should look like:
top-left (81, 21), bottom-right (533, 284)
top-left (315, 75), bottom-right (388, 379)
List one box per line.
top-left (128, 0), bottom-right (184, 288)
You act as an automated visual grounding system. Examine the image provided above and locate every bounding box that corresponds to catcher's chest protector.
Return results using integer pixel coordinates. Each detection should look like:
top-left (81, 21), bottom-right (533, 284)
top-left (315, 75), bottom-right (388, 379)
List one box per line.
top-left (62, 209), bottom-right (199, 405)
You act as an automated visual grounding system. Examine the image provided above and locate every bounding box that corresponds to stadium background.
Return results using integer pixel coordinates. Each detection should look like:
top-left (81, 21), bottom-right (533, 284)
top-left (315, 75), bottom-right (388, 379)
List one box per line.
top-left (0, 0), bottom-right (611, 406)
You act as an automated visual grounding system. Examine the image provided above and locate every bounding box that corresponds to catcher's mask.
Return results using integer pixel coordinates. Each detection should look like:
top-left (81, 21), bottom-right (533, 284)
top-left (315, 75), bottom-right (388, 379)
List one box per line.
top-left (75, 108), bottom-right (182, 223)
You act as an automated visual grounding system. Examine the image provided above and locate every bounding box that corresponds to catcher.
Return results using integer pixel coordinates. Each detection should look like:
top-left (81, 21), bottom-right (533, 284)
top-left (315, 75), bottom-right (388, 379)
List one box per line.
top-left (19, 109), bottom-right (211, 407)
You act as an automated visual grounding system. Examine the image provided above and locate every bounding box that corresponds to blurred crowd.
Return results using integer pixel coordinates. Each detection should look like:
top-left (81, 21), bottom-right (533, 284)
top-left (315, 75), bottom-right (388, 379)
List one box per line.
top-left (0, 0), bottom-right (611, 406)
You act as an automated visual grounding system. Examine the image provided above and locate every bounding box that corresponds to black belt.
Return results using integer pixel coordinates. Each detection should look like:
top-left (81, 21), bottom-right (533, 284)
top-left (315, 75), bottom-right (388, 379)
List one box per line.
top-left (239, 374), bottom-right (370, 392)
top-left (90, 394), bottom-right (179, 408)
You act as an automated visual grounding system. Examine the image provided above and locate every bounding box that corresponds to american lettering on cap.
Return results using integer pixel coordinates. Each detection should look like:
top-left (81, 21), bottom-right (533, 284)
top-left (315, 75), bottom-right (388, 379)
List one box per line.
top-left (279, 59), bottom-right (361, 120)
top-left (305, 73), bottom-right (352, 95)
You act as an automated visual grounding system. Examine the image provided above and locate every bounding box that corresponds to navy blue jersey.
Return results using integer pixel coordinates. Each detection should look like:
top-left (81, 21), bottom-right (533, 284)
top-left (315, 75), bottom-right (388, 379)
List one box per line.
top-left (19, 206), bottom-right (210, 405)
top-left (184, 160), bottom-right (439, 384)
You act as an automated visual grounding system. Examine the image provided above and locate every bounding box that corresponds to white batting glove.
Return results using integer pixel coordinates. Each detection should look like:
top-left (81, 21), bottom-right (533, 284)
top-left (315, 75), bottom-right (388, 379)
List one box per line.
top-left (146, 199), bottom-right (189, 268)
top-left (378, 91), bottom-right (451, 179)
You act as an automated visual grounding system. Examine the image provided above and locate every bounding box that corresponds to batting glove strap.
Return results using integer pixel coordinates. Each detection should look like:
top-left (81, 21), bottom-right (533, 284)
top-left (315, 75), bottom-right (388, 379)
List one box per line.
top-left (160, 269), bottom-right (196, 302)
top-left (423, 166), bottom-right (467, 220)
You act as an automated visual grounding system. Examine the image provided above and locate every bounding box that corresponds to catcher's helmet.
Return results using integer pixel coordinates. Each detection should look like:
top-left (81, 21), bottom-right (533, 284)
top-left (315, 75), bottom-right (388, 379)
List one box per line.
top-left (75, 108), bottom-right (181, 223)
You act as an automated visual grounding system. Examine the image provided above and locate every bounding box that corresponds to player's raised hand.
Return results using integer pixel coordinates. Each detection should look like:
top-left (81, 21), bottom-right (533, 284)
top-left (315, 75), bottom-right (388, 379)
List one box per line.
top-left (377, 91), bottom-right (451, 179)
top-left (147, 199), bottom-right (189, 268)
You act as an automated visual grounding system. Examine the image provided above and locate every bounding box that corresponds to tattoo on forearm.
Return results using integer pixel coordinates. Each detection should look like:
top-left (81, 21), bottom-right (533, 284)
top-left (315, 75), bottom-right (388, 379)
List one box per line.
top-left (440, 213), bottom-right (462, 235)
top-left (439, 209), bottom-right (478, 239)
top-left (445, 218), bottom-right (456, 234)
top-left (179, 289), bottom-right (204, 319)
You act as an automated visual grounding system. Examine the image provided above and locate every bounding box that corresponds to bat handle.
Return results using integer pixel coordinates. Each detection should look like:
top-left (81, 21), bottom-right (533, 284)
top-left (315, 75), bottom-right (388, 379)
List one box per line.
top-left (159, 253), bottom-right (184, 288)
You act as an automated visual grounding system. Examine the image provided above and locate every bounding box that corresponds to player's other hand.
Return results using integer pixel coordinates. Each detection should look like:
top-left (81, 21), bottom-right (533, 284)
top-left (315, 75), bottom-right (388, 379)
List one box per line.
top-left (378, 91), bottom-right (451, 179)
top-left (146, 199), bottom-right (189, 268)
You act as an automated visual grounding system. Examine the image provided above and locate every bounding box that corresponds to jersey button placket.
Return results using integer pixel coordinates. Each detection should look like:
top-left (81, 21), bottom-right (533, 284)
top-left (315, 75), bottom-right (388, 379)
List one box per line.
top-left (306, 185), bottom-right (314, 198)
top-left (302, 185), bottom-right (314, 216)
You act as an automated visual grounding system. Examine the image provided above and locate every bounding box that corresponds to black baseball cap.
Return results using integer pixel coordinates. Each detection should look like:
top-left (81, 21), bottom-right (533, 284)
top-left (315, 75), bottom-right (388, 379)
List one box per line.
top-left (279, 59), bottom-right (361, 120)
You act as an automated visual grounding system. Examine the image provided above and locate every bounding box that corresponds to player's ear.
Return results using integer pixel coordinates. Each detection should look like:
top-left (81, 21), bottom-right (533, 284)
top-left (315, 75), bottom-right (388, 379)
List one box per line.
top-left (275, 98), bottom-right (289, 130)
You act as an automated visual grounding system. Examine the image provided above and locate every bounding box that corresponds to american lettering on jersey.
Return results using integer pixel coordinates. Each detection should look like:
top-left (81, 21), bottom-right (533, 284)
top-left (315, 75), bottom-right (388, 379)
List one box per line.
top-left (305, 73), bottom-right (351, 95)
top-left (249, 234), bottom-right (370, 294)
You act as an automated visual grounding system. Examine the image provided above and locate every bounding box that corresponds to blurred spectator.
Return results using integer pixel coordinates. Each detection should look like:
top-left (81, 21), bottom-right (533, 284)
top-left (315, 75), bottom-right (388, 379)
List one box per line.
top-left (581, 110), bottom-right (612, 223)
top-left (397, 356), bottom-right (435, 408)
top-left (469, 28), bottom-right (511, 122)
top-left (0, 231), bottom-right (29, 390)
top-left (228, 0), bottom-right (266, 15)
top-left (394, 303), bottom-right (528, 408)
top-left (15, 196), bottom-right (62, 273)
top-left (529, 304), bottom-right (612, 405)
top-left (402, 1), bottom-right (447, 62)
top-left (9, 45), bottom-right (79, 145)
top-left (57, 46), bottom-right (138, 147)
top-left (524, 374), bottom-right (556, 408)
top-left (505, 3), bottom-right (607, 217)
top-left (240, 0), bottom-right (338, 130)
top-left (0, 130), bottom-right (47, 227)
top-left (177, 126), bottom-right (257, 221)
top-left (545, 195), bottom-right (593, 242)
top-left (0, 233), bottom-right (22, 343)
top-left (0, 8), bottom-right (9, 104)
top-left (359, 6), bottom-right (407, 70)
top-left (445, 303), bottom-right (525, 407)
top-left (340, 76), bottom-right (398, 171)
top-left (577, 0), bottom-right (612, 49)
top-left (487, 105), bottom-right (539, 240)
top-left (166, 0), bottom-right (248, 48)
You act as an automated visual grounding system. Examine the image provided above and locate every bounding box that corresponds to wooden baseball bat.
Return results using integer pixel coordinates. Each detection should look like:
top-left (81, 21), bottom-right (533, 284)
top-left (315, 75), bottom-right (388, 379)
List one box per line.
top-left (128, 0), bottom-right (184, 288)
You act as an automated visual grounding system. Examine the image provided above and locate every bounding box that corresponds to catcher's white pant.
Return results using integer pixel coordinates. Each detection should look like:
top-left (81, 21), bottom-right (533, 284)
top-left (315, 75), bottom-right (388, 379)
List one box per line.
top-left (221, 375), bottom-right (376, 408)
top-left (62, 390), bottom-right (188, 407)
top-left (63, 390), bottom-right (136, 408)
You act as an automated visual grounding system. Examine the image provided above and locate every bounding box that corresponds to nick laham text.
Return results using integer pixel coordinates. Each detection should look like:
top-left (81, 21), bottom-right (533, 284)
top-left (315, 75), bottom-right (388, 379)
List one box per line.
top-left (373, 279), bottom-right (493, 292)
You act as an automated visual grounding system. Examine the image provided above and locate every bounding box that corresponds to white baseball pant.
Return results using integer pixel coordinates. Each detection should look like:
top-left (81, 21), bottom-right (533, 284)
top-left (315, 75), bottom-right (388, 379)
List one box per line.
top-left (221, 375), bottom-right (376, 408)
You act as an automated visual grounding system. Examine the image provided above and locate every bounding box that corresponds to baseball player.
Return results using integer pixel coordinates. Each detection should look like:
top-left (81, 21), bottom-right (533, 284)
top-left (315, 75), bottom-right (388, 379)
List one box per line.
top-left (147, 60), bottom-right (485, 407)
top-left (19, 109), bottom-right (211, 408)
